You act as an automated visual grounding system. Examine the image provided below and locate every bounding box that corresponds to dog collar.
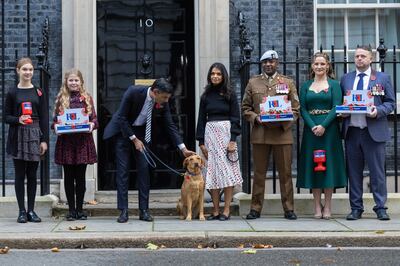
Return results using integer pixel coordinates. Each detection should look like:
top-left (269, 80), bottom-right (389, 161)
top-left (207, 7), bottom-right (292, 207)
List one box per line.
top-left (185, 171), bottom-right (197, 180)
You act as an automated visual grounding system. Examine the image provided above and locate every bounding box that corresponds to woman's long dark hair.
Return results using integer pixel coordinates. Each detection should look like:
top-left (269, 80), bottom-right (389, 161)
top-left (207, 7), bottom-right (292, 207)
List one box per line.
top-left (202, 62), bottom-right (232, 101)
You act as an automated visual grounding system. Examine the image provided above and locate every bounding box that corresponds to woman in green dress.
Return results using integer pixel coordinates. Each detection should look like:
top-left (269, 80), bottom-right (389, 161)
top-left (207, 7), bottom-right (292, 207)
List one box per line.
top-left (297, 52), bottom-right (347, 219)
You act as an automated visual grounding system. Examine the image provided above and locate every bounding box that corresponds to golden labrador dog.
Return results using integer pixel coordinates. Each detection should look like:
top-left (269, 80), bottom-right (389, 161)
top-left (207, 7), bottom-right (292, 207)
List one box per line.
top-left (177, 154), bottom-right (205, 221)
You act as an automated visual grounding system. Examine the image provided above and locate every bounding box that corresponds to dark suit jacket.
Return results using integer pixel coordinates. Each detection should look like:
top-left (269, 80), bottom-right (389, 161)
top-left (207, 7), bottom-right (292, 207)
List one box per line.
top-left (340, 69), bottom-right (395, 142)
top-left (103, 85), bottom-right (182, 146)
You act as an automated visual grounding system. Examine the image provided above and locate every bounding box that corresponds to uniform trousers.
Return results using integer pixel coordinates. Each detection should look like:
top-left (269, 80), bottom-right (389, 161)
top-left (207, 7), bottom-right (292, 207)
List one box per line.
top-left (251, 144), bottom-right (294, 212)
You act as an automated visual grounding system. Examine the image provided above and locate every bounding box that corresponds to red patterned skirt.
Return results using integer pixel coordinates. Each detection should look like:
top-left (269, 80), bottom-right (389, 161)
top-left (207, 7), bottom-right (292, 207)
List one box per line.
top-left (55, 133), bottom-right (97, 165)
top-left (204, 121), bottom-right (242, 189)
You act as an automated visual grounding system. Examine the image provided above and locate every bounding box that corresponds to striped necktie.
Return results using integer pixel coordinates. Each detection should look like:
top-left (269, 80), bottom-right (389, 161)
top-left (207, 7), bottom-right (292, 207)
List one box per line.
top-left (144, 100), bottom-right (154, 143)
top-left (356, 73), bottom-right (366, 90)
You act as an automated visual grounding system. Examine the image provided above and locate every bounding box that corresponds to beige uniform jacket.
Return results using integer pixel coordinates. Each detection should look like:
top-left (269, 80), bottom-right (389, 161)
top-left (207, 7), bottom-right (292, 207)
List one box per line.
top-left (241, 73), bottom-right (300, 144)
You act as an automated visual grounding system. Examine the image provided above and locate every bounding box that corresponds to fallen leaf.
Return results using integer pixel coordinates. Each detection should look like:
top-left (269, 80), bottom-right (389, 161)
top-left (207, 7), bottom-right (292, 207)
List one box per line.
top-left (237, 244), bottom-right (244, 249)
top-left (160, 245), bottom-right (166, 249)
top-left (375, 230), bottom-right (385, 234)
top-left (197, 244), bottom-right (204, 249)
top-left (288, 258), bottom-right (301, 264)
top-left (0, 246), bottom-right (9, 254)
top-left (336, 247), bottom-right (343, 251)
top-left (87, 200), bottom-right (98, 205)
top-left (264, 244), bottom-right (273, 248)
top-left (69, 225), bottom-right (86, 231)
top-left (242, 249), bottom-right (257, 254)
top-left (51, 247), bottom-right (60, 252)
top-left (320, 257), bottom-right (335, 264)
top-left (146, 243), bottom-right (159, 250)
top-left (252, 243), bottom-right (265, 249)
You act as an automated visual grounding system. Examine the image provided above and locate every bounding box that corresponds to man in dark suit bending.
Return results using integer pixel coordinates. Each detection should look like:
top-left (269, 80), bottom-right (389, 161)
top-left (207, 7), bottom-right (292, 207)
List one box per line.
top-left (103, 78), bottom-right (195, 223)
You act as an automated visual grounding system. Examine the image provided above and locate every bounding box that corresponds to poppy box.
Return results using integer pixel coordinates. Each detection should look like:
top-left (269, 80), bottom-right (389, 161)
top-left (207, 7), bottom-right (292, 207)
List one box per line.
top-left (336, 90), bottom-right (374, 114)
top-left (259, 95), bottom-right (294, 122)
top-left (54, 108), bottom-right (90, 134)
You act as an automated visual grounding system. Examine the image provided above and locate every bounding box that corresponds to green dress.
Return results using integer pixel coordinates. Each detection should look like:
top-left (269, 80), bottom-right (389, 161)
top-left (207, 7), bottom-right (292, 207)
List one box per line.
top-left (296, 79), bottom-right (347, 189)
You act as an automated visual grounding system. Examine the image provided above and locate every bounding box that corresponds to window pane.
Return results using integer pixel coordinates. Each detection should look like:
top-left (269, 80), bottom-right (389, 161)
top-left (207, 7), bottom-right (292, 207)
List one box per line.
top-left (380, 0), bottom-right (400, 3)
top-left (317, 10), bottom-right (345, 49)
top-left (379, 9), bottom-right (400, 47)
top-left (317, 0), bottom-right (346, 3)
top-left (349, 0), bottom-right (377, 3)
top-left (348, 10), bottom-right (376, 49)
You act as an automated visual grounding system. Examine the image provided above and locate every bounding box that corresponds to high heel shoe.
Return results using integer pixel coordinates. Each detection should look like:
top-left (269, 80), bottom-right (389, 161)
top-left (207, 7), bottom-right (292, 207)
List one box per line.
top-left (314, 213), bottom-right (322, 219)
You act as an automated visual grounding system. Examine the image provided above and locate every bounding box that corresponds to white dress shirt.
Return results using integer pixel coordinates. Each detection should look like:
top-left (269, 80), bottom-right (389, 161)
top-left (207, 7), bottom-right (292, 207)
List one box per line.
top-left (349, 67), bottom-right (371, 129)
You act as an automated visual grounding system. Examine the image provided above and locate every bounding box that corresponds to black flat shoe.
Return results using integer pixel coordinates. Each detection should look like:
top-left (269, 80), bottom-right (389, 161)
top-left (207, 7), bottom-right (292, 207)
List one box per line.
top-left (246, 209), bottom-right (260, 220)
top-left (206, 214), bottom-right (220, 221)
top-left (117, 209), bottom-right (129, 223)
top-left (17, 210), bottom-right (27, 223)
top-left (346, 209), bottom-right (363, 220)
top-left (375, 209), bottom-right (390, 221)
top-left (76, 211), bottom-right (87, 220)
top-left (27, 211), bottom-right (41, 223)
top-left (139, 209), bottom-right (153, 222)
top-left (66, 211), bottom-right (76, 221)
top-left (219, 214), bottom-right (231, 221)
top-left (284, 211), bottom-right (297, 220)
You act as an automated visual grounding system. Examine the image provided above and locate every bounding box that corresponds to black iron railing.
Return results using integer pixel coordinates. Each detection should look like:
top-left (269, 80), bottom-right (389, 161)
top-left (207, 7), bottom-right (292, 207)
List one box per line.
top-left (1, 0), bottom-right (51, 196)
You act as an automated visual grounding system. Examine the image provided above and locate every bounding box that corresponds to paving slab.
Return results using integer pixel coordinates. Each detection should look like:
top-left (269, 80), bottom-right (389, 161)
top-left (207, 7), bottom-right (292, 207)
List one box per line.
top-left (247, 217), bottom-right (351, 232)
top-left (154, 216), bottom-right (251, 232)
top-left (336, 215), bottom-right (400, 231)
top-left (54, 217), bottom-right (153, 232)
top-left (0, 218), bottom-right (59, 233)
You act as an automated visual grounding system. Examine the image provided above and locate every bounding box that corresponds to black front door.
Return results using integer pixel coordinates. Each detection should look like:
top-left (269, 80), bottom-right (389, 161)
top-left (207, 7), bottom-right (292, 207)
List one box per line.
top-left (97, 0), bottom-right (195, 190)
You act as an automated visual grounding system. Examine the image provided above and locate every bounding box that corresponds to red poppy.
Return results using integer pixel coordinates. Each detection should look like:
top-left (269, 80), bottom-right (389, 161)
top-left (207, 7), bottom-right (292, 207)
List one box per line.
top-left (36, 89), bottom-right (42, 96)
top-left (370, 74), bottom-right (376, 81)
top-left (79, 96), bottom-right (85, 102)
top-left (155, 103), bottom-right (163, 109)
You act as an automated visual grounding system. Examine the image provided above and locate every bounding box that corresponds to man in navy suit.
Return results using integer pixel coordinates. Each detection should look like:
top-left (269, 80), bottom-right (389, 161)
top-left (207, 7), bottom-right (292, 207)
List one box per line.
top-left (103, 78), bottom-right (195, 223)
top-left (340, 46), bottom-right (395, 221)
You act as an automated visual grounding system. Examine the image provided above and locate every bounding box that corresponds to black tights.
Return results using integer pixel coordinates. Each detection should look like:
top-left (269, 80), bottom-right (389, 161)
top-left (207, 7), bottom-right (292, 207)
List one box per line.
top-left (13, 159), bottom-right (39, 212)
top-left (63, 164), bottom-right (87, 212)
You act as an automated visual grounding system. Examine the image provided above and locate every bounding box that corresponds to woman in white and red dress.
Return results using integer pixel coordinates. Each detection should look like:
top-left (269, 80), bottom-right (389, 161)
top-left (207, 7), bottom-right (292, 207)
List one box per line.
top-left (196, 62), bottom-right (242, 221)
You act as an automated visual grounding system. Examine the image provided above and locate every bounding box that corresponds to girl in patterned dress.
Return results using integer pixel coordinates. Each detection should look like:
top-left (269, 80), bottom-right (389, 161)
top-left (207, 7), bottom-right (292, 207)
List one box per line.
top-left (196, 63), bottom-right (242, 221)
top-left (53, 69), bottom-right (98, 221)
top-left (5, 57), bottom-right (49, 223)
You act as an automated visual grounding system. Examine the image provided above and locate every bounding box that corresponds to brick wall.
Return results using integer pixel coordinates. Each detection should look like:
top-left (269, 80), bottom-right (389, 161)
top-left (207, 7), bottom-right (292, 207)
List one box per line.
top-left (1, 0), bottom-right (62, 181)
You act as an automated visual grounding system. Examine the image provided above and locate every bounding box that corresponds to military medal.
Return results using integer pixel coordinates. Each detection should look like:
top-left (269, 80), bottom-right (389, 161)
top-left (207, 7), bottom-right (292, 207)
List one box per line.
top-left (371, 84), bottom-right (385, 96)
top-left (276, 83), bottom-right (289, 94)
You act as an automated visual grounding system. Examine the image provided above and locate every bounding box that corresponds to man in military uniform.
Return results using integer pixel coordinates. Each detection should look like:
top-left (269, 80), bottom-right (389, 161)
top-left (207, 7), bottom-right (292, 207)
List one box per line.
top-left (241, 50), bottom-right (300, 220)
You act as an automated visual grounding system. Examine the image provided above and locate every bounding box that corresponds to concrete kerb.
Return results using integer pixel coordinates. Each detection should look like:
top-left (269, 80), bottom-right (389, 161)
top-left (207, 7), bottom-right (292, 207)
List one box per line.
top-left (1, 232), bottom-right (400, 249)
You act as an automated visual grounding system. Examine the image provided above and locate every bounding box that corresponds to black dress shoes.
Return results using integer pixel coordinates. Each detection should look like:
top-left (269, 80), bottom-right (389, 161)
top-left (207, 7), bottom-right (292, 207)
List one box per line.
top-left (246, 209), bottom-right (260, 220)
top-left (27, 211), bottom-right (42, 223)
top-left (117, 209), bottom-right (129, 223)
top-left (139, 209), bottom-right (153, 222)
top-left (284, 211), bottom-right (297, 220)
top-left (66, 211), bottom-right (76, 221)
top-left (76, 211), bottom-right (88, 220)
top-left (17, 210), bottom-right (27, 223)
top-left (375, 209), bottom-right (390, 221)
top-left (346, 209), bottom-right (363, 220)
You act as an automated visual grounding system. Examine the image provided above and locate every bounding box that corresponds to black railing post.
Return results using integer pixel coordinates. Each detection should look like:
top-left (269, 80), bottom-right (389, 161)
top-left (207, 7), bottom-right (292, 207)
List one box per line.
top-left (377, 38), bottom-right (387, 72)
top-left (1, 0), bottom-right (5, 197)
top-left (393, 46), bottom-right (398, 192)
top-left (238, 11), bottom-right (253, 194)
top-left (295, 46), bottom-right (300, 193)
top-left (36, 17), bottom-right (50, 196)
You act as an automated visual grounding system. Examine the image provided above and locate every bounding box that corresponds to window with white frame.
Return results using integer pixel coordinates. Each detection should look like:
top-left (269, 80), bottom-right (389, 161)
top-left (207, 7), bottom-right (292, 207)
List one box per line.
top-left (314, 0), bottom-right (400, 83)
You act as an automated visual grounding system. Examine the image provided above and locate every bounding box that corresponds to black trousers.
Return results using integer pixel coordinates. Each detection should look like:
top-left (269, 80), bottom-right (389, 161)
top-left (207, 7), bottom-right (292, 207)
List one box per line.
top-left (13, 159), bottom-right (39, 212)
top-left (115, 128), bottom-right (151, 211)
top-left (63, 164), bottom-right (87, 212)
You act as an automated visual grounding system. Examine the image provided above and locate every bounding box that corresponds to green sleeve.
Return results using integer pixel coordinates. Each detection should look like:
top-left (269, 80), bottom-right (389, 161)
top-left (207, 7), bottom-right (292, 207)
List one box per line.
top-left (299, 80), bottom-right (316, 129)
top-left (321, 79), bottom-right (342, 128)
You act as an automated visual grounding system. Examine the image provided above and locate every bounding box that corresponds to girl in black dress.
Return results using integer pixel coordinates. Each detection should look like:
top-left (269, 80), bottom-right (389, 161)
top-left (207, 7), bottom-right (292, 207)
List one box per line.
top-left (5, 57), bottom-right (49, 223)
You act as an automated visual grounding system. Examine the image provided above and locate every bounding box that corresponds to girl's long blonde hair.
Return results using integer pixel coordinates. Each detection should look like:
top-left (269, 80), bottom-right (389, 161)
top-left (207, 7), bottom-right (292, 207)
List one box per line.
top-left (54, 69), bottom-right (93, 116)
